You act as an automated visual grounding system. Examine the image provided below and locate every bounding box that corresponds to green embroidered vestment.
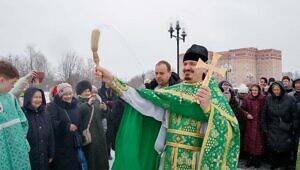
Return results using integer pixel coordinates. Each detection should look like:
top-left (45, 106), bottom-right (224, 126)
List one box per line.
top-left (112, 78), bottom-right (240, 170)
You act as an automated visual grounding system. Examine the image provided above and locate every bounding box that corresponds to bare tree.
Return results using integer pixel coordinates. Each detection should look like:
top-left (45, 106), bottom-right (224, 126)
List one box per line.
top-left (25, 46), bottom-right (49, 73)
top-left (4, 54), bottom-right (30, 76)
top-left (58, 51), bottom-right (84, 86)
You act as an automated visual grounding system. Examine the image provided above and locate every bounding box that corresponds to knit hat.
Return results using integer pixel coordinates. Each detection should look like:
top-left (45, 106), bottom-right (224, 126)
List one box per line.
top-left (57, 83), bottom-right (73, 97)
top-left (75, 80), bottom-right (92, 95)
top-left (238, 84), bottom-right (248, 94)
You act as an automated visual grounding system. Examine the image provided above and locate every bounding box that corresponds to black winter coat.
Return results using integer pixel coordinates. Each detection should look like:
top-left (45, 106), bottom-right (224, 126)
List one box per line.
top-left (46, 95), bottom-right (81, 170)
top-left (78, 97), bottom-right (109, 170)
top-left (261, 81), bottom-right (297, 152)
top-left (289, 91), bottom-right (300, 137)
top-left (23, 87), bottom-right (55, 170)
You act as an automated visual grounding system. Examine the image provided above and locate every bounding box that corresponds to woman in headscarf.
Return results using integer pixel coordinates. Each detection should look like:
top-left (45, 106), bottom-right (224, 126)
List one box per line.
top-left (261, 81), bottom-right (297, 169)
top-left (241, 84), bottom-right (265, 168)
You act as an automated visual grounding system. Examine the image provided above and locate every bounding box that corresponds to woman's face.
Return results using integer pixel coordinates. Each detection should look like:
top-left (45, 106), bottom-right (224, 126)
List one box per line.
top-left (222, 82), bottom-right (230, 92)
top-left (31, 91), bottom-right (43, 109)
top-left (272, 86), bottom-right (281, 96)
top-left (251, 86), bottom-right (259, 97)
top-left (80, 89), bottom-right (91, 99)
top-left (62, 92), bottom-right (73, 103)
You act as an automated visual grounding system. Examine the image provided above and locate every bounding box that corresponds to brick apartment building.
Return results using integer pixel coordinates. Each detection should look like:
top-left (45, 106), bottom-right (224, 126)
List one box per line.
top-left (179, 47), bottom-right (282, 87)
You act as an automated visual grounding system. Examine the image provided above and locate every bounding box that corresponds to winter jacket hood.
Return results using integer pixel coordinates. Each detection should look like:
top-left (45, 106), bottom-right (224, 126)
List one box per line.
top-left (268, 81), bottom-right (285, 98)
top-left (293, 77), bottom-right (300, 88)
top-left (23, 87), bottom-right (46, 113)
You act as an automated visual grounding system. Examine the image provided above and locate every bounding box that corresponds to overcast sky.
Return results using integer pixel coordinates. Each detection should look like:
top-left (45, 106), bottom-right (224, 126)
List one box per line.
top-left (1, 0), bottom-right (299, 80)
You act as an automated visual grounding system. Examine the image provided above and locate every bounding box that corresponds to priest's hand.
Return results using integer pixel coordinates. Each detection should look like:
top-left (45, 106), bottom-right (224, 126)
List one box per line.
top-left (195, 86), bottom-right (211, 112)
top-left (94, 66), bottom-right (113, 83)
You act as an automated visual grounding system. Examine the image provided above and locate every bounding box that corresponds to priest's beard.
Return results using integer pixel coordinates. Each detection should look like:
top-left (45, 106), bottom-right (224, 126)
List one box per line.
top-left (184, 69), bottom-right (205, 81)
top-left (184, 72), bottom-right (193, 81)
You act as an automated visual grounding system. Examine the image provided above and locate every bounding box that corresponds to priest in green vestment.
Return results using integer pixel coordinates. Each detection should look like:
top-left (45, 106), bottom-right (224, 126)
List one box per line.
top-left (95, 44), bottom-right (240, 170)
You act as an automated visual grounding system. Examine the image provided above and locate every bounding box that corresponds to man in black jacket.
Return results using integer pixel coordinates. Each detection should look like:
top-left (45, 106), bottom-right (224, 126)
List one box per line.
top-left (144, 60), bottom-right (180, 90)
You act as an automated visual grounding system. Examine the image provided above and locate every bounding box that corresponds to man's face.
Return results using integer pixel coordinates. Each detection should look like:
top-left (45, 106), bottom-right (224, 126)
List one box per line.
top-left (282, 79), bottom-right (290, 88)
top-left (0, 76), bottom-right (17, 93)
top-left (295, 81), bottom-right (300, 92)
top-left (155, 64), bottom-right (171, 87)
top-left (183, 60), bottom-right (203, 82)
top-left (259, 79), bottom-right (267, 88)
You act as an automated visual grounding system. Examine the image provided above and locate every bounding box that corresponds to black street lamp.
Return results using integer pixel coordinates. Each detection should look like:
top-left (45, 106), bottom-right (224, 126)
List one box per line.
top-left (168, 20), bottom-right (187, 75)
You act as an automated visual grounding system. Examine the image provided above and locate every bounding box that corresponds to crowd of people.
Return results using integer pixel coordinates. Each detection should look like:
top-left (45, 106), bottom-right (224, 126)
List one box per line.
top-left (0, 60), bottom-right (125, 170)
top-left (225, 76), bottom-right (300, 169)
top-left (1, 43), bottom-right (300, 170)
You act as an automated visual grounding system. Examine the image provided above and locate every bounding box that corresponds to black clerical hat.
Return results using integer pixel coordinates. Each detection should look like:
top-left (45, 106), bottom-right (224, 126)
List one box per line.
top-left (183, 44), bottom-right (208, 62)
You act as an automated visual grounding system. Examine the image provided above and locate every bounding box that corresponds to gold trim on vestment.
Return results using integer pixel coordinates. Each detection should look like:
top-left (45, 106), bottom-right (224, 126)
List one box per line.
top-left (167, 129), bottom-right (204, 138)
top-left (192, 152), bottom-right (196, 170)
top-left (171, 148), bottom-right (176, 170)
top-left (174, 147), bottom-right (178, 170)
top-left (222, 121), bottom-right (233, 169)
top-left (157, 89), bottom-right (196, 102)
top-left (198, 106), bottom-right (215, 170)
top-left (196, 121), bottom-right (202, 134)
top-left (214, 104), bottom-right (238, 124)
top-left (166, 142), bottom-right (201, 151)
top-left (176, 115), bottom-right (182, 125)
top-left (108, 77), bottom-right (129, 96)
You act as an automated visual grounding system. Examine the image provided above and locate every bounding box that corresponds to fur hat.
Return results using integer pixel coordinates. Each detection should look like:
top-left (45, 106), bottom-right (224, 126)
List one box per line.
top-left (183, 44), bottom-right (208, 62)
top-left (76, 80), bottom-right (92, 95)
top-left (57, 83), bottom-right (72, 97)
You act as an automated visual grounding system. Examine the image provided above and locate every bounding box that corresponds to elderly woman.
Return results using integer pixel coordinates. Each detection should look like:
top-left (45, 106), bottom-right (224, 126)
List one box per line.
top-left (22, 87), bottom-right (54, 170)
top-left (261, 81), bottom-right (297, 169)
top-left (46, 83), bottom-right (86, 170)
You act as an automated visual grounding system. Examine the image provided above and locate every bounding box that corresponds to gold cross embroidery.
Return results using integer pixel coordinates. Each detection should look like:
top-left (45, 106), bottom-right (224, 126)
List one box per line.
top-left (196, 52), bottom-right (227, 87)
